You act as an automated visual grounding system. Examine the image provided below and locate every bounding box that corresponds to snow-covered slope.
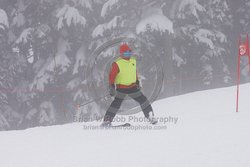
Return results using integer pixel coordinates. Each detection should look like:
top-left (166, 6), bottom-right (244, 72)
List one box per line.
top-left (0, 84), bottom-right (250, 167)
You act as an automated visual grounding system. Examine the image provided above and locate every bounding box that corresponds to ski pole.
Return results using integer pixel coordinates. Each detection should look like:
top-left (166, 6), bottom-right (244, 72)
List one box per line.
top-left (77, 94), bottom-right (110, 108)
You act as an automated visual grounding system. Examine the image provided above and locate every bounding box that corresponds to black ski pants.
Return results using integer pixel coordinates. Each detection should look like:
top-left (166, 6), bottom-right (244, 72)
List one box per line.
top-left (103, 86), bottom-right (153, 122)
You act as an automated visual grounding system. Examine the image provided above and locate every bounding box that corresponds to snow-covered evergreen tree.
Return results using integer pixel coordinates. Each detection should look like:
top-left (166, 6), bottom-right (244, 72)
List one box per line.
top-left (174, 0), bottom-right (232, 92)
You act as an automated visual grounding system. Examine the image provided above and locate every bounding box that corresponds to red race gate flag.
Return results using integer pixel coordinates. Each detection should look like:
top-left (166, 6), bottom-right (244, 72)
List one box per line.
top-left (236, 34), bottom-right (250, 112)
top-left (239, 44), bottom-right (247, 56)
top-left (247, 34), bottom-right (250, 70)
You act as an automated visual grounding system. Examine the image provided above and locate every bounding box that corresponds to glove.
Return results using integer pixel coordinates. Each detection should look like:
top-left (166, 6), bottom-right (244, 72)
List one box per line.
top-left (136, 80), bottom-right (140, 90)
top-left (109, 84), bottom-right (116, 96)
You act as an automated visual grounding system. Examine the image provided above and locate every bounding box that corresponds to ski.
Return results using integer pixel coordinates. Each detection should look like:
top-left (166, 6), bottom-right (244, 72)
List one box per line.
top-left (111, 123), bottom-right (131, 127)
top-left (100, 123), bottom-right (131, 128)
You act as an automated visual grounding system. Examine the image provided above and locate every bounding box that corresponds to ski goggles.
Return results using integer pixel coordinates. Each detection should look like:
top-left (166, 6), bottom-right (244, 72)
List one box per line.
top-left (123, 51), bottom-right (132, 57)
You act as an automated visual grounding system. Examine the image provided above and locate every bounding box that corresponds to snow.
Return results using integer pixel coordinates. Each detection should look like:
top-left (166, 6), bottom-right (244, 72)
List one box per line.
top-left (1, 83), bottom-right (250, 167)
top-left (38, 101), bottom-right (56, 125)
top-left (56, 4), bottom-right (86, 30)
top-left (0, 114), bottom-right (9, 130)
top-left (173, 48), bottom-right (186, 67)
top-left (11, 12), bottom-right (26, 27)
top-left (75, 0), bottom-right (92, 10)
top-left (194, 29), bottom-right (227, 49)
top-left (67, 78), bottom-right (81, 90)
top-left (214, 30), bottom-right (227, 43)
top-left (30, 38), bottom-right (71, 91)
top-left (101, 0), bottom-right (120, 17)
top-left (194, 29), bottom-right (215, 49)
top-left (0, 9), bottom-right (9, 29)
top-left (136, 8), bottom-right (173, 34)
top-left (25, 109), bottom-right (38, 120)
top-left (92, 16), bottom-right (121, 38)
top-left (73, 44), bottom-right (86, 74)
top-left (16, 28), bottom-right (33, 44)
top-left (101, 46), bottom-right (116, 58)
top-left (178, 0), bottom-right (205, 18)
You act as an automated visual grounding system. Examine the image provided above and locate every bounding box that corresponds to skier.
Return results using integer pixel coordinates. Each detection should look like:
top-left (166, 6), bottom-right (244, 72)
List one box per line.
top-left (101, 44), bottom-right (158, 127)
